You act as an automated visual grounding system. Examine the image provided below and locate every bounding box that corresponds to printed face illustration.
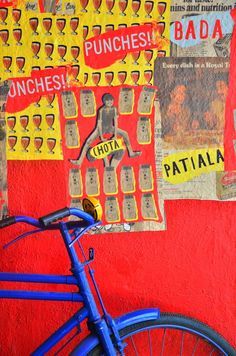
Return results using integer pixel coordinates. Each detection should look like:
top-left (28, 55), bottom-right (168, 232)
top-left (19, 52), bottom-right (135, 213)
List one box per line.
top-left (142, 194), bottom-right (152, 208)
top-left (143, 93), bottom-right (149, 104)
top-left (144, 195), bottom-right (151, 208)
top-left (121, 167), bottom-right (135, 193)
top-left (170, 85), bottom-right (186, 104)
top-left (141, 193), bottom-right (157, 219)
top-left (105, 168), bottom-right (114, 183)
top-left (143, 88), bottom-right (154, 105)
top-left (64, 91), bottom-right (73, 106)
top-left (140, 165), bottom-right (151, 182)
top-left (86, 168), bottom-right (98, 185)
top-left (71, 170), bottom-right (80, 185)
top-left (107, 173), bottom-right (112, 183)
top-left (65, 120), bottom-right (79, 147)
top-left (123, 93), bottom-right (128, 102)
top-left (125, 199), bottom-right (131, 211)
top-left (216, 80), bottom-right (228, 100)
top-left (137, 117), bottom-right (150, 143)
top-left (69, 169), bottom-right (82, 196)
top-left (86, 168), bottom-right (99, 196)
top-left (104, 167), bottom-right (117, 194)
top-left (62, 90), bottom-right (77, 118)
top-left (121, 89), bottom-right (132, 101)
top-left (67, 125), bottom-right (73, 136)
top-left (119, 88), bottom-right (133, 113)
top-left (80, 90), bottom-right (95, 116)
top-left (89, 172), bottom-right (94, 184)
top-left (203, 112), bottom-right (215, 127)
top-left (105, 197), bottom-right (119, 221)
top-left (138, 87), bottom-right (155, 114)
top-left (143, 170), bottom-right (148, 181)
top-left (105, 99), bottom-right (114, 107)
top-left (108, 200), bottom-right (114, 211)
top-left (83, 92), bottom-right (92, 106)
top-left (140, 118), bottom-right (148, 132)
top-left (123, 196), bottom-right (137, 221)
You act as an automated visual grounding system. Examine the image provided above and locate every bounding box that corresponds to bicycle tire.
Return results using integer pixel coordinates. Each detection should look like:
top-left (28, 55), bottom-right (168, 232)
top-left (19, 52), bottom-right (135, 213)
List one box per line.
top-left (87, 313), bottom-right (236, 355)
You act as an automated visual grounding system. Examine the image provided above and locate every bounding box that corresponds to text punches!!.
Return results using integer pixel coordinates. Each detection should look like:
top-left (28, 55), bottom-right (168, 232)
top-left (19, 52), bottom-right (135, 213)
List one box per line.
top-left (84, 24), bottom-right (154, 69)
top-left (9, 69), bottom-right (67, 98)
top-left (6, 68), bottom-right (67, 113)
top-left (8, 74), bottom-right (66, 97)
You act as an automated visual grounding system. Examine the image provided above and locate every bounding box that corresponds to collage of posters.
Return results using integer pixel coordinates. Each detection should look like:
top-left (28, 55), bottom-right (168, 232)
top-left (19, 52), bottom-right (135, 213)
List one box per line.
top-left (1, 0), bottom-right (236, 228)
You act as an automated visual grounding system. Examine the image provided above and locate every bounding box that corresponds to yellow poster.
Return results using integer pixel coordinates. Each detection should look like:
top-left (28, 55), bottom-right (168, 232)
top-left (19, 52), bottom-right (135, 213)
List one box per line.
top-left (1, 0), bottom-right (170, 161)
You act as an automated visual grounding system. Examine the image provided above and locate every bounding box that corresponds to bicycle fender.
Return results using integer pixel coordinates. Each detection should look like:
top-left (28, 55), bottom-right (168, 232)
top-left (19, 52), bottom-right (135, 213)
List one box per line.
top-left (70, 308), bottom-right (160, 355)
top-left (115, 308), bottom-right (160, 328)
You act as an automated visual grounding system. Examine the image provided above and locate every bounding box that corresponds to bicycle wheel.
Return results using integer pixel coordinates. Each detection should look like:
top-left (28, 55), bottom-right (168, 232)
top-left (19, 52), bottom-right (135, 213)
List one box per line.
top-left (87, 313), bottom-right (236, 355)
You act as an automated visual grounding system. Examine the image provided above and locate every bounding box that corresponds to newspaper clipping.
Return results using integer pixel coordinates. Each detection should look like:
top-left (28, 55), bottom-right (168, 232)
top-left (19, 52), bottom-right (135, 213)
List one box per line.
top-left (154, 0), bottom-right (236, 201)
top-left (170, 0), bottom-right (235, 57)
top-left (154, 57), bottom-right (235, 201)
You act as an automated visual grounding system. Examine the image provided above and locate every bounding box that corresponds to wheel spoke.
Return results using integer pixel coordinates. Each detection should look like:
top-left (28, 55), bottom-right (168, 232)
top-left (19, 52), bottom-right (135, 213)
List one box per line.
top-left (209, 346), bottom-right (220, 355)
top-left (160, 328), bottom-right (166, 356)
top-left (130, 335), bottom-right (138, 356)
top-left (147, 330), bottom-right (152, 356)
top-left (191, 337), bottom-right (200, 355)
top-left (180, 331), bottom-right (184, 356)
top-left (88, 313), bottom-right (234, 355)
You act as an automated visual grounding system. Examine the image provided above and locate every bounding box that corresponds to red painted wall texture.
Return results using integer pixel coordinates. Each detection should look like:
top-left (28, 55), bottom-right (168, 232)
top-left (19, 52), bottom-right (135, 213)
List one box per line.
top-left (0, 160), bottom-right (235, 354)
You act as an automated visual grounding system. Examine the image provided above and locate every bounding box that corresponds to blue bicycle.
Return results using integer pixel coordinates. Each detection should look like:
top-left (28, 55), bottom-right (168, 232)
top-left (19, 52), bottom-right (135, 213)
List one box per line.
top-left (0, 202), bottom-right (235, 355)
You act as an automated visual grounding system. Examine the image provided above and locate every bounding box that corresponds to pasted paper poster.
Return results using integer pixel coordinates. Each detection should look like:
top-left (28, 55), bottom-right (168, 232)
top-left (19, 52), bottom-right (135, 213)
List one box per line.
top-left (154, 1), bottom-right (236, 201)
top-left (0, 1), bottom-right (169, 161)
top-left (155, 57), bottom-right (229, 199)
top-left (0, 0), bottom-right (168, 231)
top-left (59, 84), bottom-right (163, 227)
top-left (224, 9), bottom-right (236, 172)
top-left (0, 81), bottom-right (10, 219)
top-left (0, 1), bottom-right (170, 84)
top-left (170, 0), bottom-right (235, 57)
top-left (222, 9), bottom-right (236, 201)
top-left (5, 68), bottom-right (67, 160)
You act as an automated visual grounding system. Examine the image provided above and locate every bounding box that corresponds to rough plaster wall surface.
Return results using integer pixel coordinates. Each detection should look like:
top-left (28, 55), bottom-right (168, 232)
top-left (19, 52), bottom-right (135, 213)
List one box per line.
top-left (0, 160), bottom-right (235, 354)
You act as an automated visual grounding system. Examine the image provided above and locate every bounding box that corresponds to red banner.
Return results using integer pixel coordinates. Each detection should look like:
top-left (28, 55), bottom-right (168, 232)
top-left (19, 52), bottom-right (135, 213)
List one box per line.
top-left (0, 1), bottom-right (13, 6)
top-left (84, 24), bottom-right (155, 69)
top-left (6, 67), bottom-right (67, 113)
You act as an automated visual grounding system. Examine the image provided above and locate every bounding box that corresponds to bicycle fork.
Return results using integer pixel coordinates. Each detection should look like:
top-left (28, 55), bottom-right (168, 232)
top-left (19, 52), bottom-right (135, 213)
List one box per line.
top-left (88, 267), bottom-right (126, 355)
top-left (61, 223), bottom-right (124, 356)
top-left (71, 264), bottom-right (125, 356)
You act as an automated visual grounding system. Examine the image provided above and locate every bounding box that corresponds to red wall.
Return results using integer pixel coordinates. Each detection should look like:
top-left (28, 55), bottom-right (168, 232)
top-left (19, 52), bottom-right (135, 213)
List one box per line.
top-left (0, 160), bottom-right (235, 354)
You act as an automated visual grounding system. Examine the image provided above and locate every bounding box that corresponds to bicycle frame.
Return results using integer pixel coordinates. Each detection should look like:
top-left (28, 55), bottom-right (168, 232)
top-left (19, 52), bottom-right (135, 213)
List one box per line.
top-left (1, 207), bottom-right (235, 355)
top-left (0, 217), bottom-right (115, 355)
top-left (0, 211), bottom-right (160, 355)
top-left (0, 270), bottom-right (159, 355)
